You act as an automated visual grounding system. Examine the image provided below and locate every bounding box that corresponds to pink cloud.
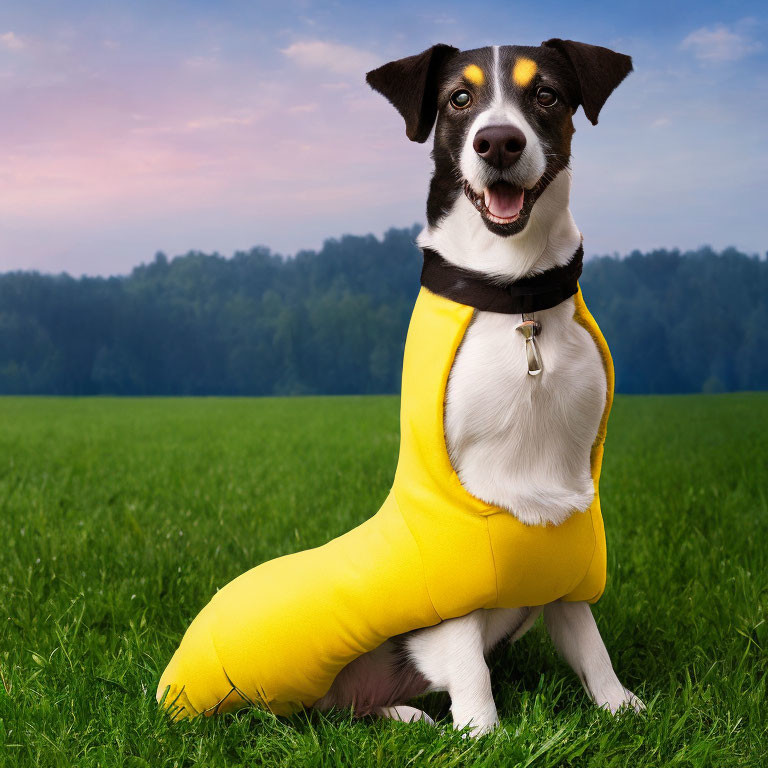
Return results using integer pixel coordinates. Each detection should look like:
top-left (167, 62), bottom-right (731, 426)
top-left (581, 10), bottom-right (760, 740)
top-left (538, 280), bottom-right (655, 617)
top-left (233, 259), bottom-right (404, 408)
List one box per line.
top-left (681, 23), bottom-right (762, 62)
top-left (281, 40), bottom-right (378, 75)
top-left (0, 31), bottom-right (434, 274)
top-left (0, 31), bottom-right (25, 50)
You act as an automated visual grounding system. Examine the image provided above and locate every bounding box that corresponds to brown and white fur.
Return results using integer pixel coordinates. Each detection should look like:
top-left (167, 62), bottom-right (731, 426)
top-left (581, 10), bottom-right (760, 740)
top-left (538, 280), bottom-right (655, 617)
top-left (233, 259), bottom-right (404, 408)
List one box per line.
top-left (315, 40), bottom-right (644, 736)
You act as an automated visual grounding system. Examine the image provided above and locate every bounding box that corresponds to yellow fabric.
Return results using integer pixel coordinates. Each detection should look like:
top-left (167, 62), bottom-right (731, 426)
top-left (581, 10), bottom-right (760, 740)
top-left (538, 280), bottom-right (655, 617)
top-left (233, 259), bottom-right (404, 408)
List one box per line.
top-left (158, 285), bottom-right (613, 720)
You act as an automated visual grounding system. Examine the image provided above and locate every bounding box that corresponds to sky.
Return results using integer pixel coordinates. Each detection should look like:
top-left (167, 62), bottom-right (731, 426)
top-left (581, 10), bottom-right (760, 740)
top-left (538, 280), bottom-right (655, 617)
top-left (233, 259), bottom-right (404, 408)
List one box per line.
top-left (0, 0), bottom-right (766, 276)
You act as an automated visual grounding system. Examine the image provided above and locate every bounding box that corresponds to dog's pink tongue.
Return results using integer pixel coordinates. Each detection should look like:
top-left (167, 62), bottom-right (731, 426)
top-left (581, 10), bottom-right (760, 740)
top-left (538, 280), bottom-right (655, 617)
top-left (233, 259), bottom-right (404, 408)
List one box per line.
top-left (484, 184), bottom-right (524, 219)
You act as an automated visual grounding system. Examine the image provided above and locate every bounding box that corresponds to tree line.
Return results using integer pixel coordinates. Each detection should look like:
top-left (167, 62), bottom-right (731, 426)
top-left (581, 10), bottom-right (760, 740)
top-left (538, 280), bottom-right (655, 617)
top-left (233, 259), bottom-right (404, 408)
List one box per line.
top-left (1, 225), bottom-right (766, 396)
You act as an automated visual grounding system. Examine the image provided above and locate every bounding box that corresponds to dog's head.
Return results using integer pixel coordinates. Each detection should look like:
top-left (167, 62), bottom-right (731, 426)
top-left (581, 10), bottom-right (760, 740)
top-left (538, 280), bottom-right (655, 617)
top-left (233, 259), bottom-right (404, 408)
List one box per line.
top-left (367, 41), bottom-right (632, 237)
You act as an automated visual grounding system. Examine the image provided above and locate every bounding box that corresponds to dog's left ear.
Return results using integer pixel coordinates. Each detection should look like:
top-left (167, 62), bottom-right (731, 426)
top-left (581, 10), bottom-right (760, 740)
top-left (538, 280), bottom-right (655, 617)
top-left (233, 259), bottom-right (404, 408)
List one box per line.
top-left (542, 38), bottom-right (632, 125)
top-left (366, 44), bottom-right (459, 143)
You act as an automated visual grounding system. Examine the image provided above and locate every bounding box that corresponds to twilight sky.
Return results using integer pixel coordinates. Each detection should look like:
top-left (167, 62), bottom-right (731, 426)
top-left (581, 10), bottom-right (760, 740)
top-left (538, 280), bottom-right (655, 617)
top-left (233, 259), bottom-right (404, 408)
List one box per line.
top-left (1, 0), bottom-right (766, 275)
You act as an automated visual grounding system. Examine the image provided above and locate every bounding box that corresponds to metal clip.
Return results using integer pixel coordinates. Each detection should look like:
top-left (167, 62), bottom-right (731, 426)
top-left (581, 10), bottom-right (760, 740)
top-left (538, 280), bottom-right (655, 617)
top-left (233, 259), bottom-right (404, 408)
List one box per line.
top-left (515, 313), bottom-right (543, 376)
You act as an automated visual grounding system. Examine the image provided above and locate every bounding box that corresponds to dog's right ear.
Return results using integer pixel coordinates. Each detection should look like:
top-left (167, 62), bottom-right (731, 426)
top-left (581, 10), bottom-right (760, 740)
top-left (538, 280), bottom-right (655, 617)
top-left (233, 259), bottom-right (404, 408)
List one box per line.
top-left (366, 44), bottom-right (459, 143)
top-left (542, 38), bottom-right (632, 125)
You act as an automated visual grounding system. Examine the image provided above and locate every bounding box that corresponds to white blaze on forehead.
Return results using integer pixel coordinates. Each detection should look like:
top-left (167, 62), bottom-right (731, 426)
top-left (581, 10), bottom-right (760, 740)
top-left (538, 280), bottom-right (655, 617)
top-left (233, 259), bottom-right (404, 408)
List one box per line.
top-left (492, 45), bottom-right (502, 102)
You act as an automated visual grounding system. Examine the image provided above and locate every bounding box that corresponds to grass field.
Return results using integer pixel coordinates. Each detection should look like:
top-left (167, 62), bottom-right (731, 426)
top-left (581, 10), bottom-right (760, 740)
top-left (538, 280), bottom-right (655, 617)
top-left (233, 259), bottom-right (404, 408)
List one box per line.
top-left (1, 394), bottom-right (766, 767)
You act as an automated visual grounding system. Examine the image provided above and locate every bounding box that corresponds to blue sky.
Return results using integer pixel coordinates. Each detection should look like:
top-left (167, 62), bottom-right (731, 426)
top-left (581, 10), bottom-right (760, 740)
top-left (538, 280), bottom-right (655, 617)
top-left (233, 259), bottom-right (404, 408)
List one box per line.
top-left (0, 0), bottom-right (766, 275)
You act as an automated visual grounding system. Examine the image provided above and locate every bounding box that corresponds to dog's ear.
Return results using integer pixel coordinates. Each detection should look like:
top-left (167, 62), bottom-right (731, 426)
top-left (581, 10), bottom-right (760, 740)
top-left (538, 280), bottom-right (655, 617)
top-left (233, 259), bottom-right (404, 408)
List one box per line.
top-left (366, 44), bottom-right (459, 143)
top-left (542, 38), bottom-right (632, 125)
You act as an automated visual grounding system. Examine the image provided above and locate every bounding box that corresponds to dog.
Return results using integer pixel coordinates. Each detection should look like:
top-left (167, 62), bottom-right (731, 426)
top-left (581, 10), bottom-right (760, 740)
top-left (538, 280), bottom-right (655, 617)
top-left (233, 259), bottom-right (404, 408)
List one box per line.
top-left (313, 40), bottom-right (644, 736)
top-left (157, 38), bottom-right (644, 738)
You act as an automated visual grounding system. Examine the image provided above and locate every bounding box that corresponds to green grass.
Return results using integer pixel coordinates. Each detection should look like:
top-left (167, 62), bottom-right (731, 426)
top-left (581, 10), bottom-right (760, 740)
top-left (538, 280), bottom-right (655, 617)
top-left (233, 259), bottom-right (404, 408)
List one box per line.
top-left (1, 394), bottom-right (766, 767)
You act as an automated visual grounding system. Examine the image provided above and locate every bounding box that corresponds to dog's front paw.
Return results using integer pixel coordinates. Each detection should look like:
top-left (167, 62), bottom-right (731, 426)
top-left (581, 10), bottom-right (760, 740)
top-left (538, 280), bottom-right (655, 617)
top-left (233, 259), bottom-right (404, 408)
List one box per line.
top-left (452, 708), bottom-right (499, 738)
top-left (594, 686), bottom-right (645, 715)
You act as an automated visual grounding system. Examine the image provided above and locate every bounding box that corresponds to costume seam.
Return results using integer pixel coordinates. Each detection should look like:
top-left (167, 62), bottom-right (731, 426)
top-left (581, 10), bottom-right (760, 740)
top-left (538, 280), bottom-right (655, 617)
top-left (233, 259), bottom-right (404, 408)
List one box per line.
top-left (391, 488), bottom-right (442, 622)
top-left (485, 515), bottom-right (501, 608)
top-left (571, 285), bottom-right (611, 601)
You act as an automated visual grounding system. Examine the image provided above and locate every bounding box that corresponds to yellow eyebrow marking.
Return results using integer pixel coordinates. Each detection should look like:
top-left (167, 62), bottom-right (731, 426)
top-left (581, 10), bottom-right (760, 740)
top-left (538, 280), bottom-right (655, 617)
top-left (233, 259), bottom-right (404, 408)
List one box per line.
top-left (512, 57), bottom-right (537, 87)
top-left (463, 64), bottom-right (485, 85)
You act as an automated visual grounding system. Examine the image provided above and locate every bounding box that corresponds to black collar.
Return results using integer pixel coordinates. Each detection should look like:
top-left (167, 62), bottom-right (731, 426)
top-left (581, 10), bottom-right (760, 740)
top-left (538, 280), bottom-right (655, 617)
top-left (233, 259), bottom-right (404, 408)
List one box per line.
top-left (420, 243), bottom-right (584, 315)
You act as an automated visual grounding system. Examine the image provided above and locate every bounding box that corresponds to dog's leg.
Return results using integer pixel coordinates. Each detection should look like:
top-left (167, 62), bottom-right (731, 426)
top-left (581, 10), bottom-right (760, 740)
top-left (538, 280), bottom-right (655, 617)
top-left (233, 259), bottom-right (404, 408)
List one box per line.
top-left (406, 610), bottom-right (499, 737)
top-left (543, 600), bottom-right (644, 713)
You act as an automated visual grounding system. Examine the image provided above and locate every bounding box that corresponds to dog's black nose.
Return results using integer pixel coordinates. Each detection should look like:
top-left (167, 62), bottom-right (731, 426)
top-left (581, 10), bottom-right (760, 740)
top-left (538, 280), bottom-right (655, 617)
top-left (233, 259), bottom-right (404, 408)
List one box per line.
top-left (473, 125), bottom-right (527, 168)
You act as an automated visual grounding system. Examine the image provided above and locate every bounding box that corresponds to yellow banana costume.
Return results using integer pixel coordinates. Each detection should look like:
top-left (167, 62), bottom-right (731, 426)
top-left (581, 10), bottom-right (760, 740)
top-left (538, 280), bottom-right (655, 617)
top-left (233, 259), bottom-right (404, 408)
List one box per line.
top-left (157, 279), bottom-right (613, 720)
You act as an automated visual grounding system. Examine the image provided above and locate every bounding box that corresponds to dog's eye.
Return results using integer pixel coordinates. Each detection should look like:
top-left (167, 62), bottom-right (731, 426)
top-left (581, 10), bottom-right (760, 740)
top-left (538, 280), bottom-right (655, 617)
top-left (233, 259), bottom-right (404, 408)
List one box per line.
top-left (449, 89), bottom-right (472, 110)
top-left (536, 86), bottom-right (558, 107)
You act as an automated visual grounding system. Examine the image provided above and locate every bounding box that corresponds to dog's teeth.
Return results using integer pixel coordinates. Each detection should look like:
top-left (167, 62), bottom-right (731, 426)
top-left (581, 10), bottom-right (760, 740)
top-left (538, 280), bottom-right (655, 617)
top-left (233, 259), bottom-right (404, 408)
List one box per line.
top-left (474, 198), bottom-right (483, 210)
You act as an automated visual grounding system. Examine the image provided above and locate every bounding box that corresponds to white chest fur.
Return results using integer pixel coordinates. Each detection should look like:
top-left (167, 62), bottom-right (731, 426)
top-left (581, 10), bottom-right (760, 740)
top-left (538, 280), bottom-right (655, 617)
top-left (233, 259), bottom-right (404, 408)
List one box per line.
top-left (444, 298), bottom-right (606, 526)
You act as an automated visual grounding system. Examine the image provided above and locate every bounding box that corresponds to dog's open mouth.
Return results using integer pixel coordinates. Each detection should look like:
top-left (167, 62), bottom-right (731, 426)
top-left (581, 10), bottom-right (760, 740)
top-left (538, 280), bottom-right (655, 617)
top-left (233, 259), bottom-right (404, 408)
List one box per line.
top-left (464, 181), bottom-right (525, 225)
